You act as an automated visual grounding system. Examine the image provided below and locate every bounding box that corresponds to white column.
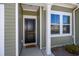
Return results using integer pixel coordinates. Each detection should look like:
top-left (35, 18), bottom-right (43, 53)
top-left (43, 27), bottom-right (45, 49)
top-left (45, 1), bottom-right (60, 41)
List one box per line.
top-left (46, 4), bottom-right (51, 55)
top-left (40, 6), bottom-right (42, 49)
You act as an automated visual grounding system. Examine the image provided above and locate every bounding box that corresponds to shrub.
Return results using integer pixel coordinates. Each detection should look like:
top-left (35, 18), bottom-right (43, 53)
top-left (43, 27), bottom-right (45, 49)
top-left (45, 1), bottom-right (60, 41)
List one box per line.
top-left (64, 44), bottom-right (79, 54)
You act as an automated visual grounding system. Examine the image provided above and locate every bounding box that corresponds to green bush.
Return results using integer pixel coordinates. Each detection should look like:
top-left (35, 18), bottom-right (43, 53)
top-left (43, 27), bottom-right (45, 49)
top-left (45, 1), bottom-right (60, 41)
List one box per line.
top-left (64, 44), bottom-right (79, 54)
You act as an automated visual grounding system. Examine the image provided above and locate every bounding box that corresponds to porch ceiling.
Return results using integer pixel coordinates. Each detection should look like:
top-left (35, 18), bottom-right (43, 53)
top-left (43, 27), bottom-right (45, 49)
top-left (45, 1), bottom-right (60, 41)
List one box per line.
top-left (21, 4), bottom-right (39, 12)
top-left (22, 3), bottom-right (78, 11)
top-left (52, 3), bottom-right (77, 9)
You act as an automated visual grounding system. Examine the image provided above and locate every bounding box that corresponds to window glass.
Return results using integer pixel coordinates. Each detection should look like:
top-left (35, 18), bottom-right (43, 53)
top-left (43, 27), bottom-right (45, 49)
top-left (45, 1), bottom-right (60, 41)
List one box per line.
top-left (51, 14), bottom-right (60, 24)
top-left (51, 25), bottom-right (60, 34)
top-left (63, 25), bottom-right (70, 33)
top-left (63, 15), bottom-right (70, 24)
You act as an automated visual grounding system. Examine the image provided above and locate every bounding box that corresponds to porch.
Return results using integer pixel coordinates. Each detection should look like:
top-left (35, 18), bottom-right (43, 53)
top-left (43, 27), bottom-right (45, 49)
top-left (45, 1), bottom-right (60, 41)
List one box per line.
top-left (17, 3), bottom-right (79, 56)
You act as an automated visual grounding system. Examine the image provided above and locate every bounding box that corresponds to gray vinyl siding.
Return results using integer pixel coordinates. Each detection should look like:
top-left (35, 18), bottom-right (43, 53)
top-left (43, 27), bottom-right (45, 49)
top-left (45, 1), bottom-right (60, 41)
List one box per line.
top-left (5, 3), bottom-right (16, 56)
top-left (75, 8), bottom-right (79, 45)
top-left (23, 10), bottom-right (37, 16)
top-left (42, 6), bottom-right (74, 48)
top-left (37, 7), bottom-right (40, 47)
top-left (42, 10), bottom-right (46, 48)
top-left (18, 4), bottom-right (23, 55)
top-left (51, 36), bottom-right (73, 47)
top-left (42, 36), bottom-right (73, 48)
top-left (51, 5), bottom-right (73, 12)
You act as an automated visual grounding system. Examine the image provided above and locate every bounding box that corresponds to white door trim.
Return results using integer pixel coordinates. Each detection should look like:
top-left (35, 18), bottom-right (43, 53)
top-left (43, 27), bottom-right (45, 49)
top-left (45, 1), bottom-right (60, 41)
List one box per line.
top-left (23, 15), bottom-right (37, 46)
top-left (0, 4), bottom-right (4, 56)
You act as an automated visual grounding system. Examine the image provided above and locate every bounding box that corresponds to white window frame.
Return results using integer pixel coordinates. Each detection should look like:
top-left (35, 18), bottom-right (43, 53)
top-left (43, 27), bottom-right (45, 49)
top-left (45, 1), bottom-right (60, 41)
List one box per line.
top-left (51, 11), bottom-right (72, 37)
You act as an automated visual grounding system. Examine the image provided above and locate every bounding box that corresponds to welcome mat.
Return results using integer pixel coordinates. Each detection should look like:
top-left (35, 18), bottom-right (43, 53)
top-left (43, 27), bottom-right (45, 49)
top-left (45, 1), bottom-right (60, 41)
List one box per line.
top-left (25, 44), bottom-right (36, 48)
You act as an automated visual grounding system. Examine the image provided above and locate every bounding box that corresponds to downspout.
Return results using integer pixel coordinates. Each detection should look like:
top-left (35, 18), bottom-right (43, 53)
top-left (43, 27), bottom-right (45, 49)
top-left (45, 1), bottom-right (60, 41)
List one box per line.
top-left (73, 6), bottom-right (79, 45)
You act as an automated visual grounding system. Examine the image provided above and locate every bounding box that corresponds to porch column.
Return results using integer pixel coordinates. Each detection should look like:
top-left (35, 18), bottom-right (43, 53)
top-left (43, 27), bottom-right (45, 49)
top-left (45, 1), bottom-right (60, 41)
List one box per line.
top-left (46, 4), bottom-right (52, 55)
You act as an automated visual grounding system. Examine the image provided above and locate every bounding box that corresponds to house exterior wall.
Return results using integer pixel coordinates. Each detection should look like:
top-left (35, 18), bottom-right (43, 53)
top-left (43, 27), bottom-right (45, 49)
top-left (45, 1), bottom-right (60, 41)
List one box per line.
top-left (5, 3), bottom-right (16, 56)
top-left (75, 8), bottom-right (79, 45)
top-left (42, 10), bottom-right (46, 48)
top-left (23, 10), bottom-right (37, 16)
top-left (42, 6), bottom-right (74, 48)
top-left (3, 4), bottom-right (76, 55)
top-left (51, 5), bottom-right (73, 12)
top-left (18, 4), bottom-right (23, 55)
top-left (37, 7), bottom-right (40, 47)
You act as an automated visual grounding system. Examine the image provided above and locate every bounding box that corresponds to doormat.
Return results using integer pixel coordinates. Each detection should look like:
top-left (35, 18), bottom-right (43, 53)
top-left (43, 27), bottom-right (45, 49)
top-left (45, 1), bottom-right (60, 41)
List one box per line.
top-left (25, 44), bottom-right (36, 48)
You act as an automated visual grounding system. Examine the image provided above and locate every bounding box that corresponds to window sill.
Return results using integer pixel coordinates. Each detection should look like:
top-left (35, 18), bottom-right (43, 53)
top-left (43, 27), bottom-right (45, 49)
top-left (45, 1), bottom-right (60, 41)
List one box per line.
top-left (51, 34), bottom-right (72, 37)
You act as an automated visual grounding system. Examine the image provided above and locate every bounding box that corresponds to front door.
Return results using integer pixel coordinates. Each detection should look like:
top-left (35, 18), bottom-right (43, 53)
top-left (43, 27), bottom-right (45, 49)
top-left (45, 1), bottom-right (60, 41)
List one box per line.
top-left (24, 18), bottom-right (36, 44)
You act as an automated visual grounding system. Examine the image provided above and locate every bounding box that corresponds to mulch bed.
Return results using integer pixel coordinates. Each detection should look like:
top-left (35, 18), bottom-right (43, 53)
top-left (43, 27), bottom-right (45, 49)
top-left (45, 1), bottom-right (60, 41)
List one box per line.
top-left (51, 46), bottom-right (79, 56)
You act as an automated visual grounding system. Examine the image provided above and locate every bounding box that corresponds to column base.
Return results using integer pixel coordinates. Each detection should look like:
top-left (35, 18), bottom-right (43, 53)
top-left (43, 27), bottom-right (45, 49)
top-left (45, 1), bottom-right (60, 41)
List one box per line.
top-left (46, 49), bottom-right (52, 56)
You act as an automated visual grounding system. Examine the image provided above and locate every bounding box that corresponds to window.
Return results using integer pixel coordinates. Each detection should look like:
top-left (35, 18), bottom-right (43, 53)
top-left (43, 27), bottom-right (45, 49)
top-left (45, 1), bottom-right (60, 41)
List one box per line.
top-left (51, 14), bottom-right (60, 34)
top-left (63, 15), bottom-right (70, 34)
top-left (51, 11), bottom-right (72, 37)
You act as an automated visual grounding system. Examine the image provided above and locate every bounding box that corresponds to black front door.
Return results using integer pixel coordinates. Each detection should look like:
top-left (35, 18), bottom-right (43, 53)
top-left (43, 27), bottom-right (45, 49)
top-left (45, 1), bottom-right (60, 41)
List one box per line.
top-left (25, 18), bottom-right (35, 44)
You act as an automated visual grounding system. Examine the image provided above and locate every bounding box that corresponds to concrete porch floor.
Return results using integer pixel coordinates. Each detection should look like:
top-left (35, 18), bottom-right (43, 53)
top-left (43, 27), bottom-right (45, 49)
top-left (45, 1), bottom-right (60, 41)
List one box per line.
top-left (20, 47), bottom-right (43, 56)
top-left (20, 46), bottom-right (54, 56)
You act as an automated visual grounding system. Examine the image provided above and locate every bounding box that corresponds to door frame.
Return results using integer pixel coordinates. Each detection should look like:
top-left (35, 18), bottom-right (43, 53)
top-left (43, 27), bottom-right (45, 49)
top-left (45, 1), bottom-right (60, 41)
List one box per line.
top-left (23, 15), bottom-right (37, 46)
